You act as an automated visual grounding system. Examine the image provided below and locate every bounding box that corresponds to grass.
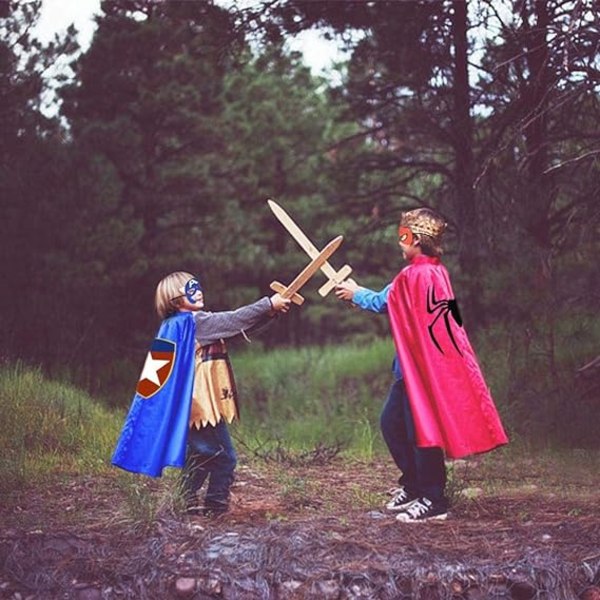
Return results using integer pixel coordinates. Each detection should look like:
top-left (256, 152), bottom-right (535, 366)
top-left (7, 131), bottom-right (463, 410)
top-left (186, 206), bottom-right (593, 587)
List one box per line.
top-left (473, 312), bottom-right (599, 447)
top-left (232, 338), bottom-right (394, 455)
top-left (1, 323), bottom-right (598, 525)
top-left (0, 362), bottom-right (122, 492)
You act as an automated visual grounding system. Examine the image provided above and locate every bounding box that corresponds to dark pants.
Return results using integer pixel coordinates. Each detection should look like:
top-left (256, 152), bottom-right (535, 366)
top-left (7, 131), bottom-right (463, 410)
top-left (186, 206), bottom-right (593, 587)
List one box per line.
top-left (380, 379), bottom-right (447, 507)
top-left (182, 421), bottom-right (237, 512)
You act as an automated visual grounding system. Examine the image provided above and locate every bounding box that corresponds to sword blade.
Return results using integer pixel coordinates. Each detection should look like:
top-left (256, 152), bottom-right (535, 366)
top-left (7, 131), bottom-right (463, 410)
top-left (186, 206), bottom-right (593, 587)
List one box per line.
top-left (268, 199), bottom-right (338, 279)
top-left (284, 235), bottom-right (343, 297)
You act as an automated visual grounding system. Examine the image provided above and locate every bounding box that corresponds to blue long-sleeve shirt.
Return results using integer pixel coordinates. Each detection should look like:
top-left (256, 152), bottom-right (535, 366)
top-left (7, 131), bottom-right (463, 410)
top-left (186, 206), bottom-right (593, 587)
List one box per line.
top-left (352, 284), bottom-right (403, 380)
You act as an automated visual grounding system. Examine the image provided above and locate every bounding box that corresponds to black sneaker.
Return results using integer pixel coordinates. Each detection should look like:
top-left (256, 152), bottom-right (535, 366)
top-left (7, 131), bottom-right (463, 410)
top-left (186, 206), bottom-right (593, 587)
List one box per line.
top-left (203, 499), bottom-right (229, 518)
top-left (385, 487), bottom-right (419, 512)
top-left (185, 504), bottom-right (228, 518)
top-left (185, 504), bottom-right (203, 517)
top-left (395, 497), bottom-right (448, 522)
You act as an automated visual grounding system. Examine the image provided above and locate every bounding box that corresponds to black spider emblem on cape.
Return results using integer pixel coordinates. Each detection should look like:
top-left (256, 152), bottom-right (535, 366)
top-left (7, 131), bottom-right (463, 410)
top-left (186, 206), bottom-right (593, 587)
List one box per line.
top-left (426, 286), bottom-right (463, 356)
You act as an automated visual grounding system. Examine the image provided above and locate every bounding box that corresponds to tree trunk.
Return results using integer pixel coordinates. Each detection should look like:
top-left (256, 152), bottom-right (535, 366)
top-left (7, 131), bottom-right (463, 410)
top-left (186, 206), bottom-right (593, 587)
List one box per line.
top-left (520, 0), bottom-right (560, 381)
top-left (451, 0), bottom-right (482, 324)
top-left (521, 0), bottom-right (553, 246)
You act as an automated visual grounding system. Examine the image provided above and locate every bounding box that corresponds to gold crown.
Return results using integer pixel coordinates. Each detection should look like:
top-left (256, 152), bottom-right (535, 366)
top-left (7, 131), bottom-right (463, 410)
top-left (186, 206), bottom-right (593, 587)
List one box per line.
top-left (401, 209), bottom-right (446, 239)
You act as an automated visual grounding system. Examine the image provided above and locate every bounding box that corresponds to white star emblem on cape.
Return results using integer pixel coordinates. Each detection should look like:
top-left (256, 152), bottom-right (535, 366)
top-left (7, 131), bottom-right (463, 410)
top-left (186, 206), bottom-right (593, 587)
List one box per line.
top-left (139, 352), bottom-right (170, 386)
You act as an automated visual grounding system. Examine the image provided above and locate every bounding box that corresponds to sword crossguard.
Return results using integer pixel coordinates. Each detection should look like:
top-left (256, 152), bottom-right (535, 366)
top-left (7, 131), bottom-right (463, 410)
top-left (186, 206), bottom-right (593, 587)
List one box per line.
top-left (267, 200), bottom-right (353, 298)
top-left (270, 281), bottom-right (305, 305)
top-left (318, 264), bottom-right (353, 297)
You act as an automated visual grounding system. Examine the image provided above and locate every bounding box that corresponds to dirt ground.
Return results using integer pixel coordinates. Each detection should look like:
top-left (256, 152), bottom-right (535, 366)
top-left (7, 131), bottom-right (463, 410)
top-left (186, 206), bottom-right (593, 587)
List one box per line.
top-left (1, 454), bottom-right (599, 599)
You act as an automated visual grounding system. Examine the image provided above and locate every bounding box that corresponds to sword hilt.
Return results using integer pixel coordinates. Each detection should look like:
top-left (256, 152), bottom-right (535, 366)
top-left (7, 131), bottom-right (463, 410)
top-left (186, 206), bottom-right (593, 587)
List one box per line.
top-left (318, 264), bottom-right (353, 297)
top-left (270, 281), bottom-right (305, 305)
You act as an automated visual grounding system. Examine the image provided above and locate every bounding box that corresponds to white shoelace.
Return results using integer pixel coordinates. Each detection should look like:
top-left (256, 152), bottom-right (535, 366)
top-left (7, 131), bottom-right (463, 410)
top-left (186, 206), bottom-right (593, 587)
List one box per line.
top-left (393, 490), bottom-right (408, 503)
top-left (405, 498), bottom-right (432, 518)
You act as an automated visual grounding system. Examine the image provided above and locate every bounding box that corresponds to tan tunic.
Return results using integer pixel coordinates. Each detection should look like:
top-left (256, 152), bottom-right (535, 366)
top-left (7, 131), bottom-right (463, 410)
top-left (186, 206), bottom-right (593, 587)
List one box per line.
top-left (189, 340), bottom-right (239, 429)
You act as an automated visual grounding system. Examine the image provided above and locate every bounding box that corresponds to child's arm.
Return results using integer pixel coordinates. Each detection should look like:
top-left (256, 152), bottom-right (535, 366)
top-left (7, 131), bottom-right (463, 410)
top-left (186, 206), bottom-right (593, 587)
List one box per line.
top-left (336, 280), bottom-right (391, 314)
top-left (194, 295), bottom-right (288, 346)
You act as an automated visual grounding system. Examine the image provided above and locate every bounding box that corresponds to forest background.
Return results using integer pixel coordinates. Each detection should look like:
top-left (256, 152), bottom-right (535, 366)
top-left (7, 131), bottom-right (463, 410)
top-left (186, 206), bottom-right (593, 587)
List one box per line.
top-left (1, 0), bottom-right (599, 450)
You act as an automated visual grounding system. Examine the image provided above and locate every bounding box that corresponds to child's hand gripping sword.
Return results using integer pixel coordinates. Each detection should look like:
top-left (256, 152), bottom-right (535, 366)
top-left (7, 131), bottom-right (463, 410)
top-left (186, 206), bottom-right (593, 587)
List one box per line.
top-left (268, 200), bottom-right (353, 297)
top-left (270, 235), bottom-right (344, 305)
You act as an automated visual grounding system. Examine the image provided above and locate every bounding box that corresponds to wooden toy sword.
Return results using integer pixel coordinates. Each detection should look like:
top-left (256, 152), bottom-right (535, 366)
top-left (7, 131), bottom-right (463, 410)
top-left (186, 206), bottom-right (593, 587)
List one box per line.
top-left (270, 235), bottom-right (344, 305)
top-left (268, 199), bottom-right (353, 297)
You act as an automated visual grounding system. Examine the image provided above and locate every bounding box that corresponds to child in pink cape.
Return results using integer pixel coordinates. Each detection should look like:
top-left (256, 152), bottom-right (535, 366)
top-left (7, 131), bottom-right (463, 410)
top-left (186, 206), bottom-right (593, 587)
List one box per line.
top-left (336, 208), bottom-right (508, 522)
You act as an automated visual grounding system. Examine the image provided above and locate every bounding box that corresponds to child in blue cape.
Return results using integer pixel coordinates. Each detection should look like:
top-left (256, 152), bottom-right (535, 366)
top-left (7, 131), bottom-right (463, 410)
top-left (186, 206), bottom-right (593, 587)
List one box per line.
top-left (112, 271), bottom-right (290, 516)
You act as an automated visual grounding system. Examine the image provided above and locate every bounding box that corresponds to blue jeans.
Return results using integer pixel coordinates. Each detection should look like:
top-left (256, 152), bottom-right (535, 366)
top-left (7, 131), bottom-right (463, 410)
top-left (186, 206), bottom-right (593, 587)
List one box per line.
top-left (380, 379), bottom-right (447, 507)
top-left (182, 421), bottom-right (237, 512)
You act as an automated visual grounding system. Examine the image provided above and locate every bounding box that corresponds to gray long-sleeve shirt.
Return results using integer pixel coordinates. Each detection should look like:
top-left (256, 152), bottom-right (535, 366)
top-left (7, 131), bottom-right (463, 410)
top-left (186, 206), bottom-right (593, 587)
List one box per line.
top-left (193, 297), bottom-right (273, 347)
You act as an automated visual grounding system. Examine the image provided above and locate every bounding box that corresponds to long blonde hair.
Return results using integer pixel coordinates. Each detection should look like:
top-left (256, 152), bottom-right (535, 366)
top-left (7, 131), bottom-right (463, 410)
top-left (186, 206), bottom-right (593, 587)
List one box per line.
top-left (155, 271), bottom-right (195, 319)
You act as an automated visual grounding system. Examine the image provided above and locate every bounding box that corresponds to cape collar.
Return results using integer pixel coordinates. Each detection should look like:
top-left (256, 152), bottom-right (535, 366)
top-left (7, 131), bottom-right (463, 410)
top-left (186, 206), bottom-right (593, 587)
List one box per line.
top-left (409, 254), bottom-right (441, 266)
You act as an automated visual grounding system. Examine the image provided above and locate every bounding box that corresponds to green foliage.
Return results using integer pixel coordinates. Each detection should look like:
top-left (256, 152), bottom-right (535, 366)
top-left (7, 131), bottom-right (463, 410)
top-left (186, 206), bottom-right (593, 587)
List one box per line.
top-left (0, 315), bottom-right (597, 505)
top-left (233, 323), bottom-right (597, 452)
top-left (6, 1), bottom-right (358, 362)
top-left (0, 2), bottom-right (83, 363)
top-left (347, 483), bottom-right (382, 510)
top-left (111, 472), bottom-right (181, 531)
top-left (473, 311), bottom-right (599, 448)
top-left (276, 472), bottom-right (313, 509)
top-left (0, 363), bottom-right (121, 491)
top-left (1, 0), bottom-right (598, 464)
top-left (232, 338), bottom-right (395, 455)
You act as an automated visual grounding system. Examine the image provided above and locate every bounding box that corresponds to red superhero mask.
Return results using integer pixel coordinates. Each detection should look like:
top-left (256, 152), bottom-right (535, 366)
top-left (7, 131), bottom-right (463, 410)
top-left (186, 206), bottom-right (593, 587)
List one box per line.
top-left (398, 226), bottom-right (414, 246)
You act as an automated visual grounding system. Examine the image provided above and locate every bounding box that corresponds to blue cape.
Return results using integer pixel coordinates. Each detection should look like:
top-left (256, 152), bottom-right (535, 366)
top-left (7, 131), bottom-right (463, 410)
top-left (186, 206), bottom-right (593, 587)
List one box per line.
top-left (112, 312), bottom-right (196, 477)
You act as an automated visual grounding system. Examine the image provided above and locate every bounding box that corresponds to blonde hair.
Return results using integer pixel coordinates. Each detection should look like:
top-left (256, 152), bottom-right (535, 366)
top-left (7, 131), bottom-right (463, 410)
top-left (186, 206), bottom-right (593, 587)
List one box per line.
top-left (155, 271), bottom-right (195, 319)
top-left (400, 208), bottom-right (446, 257)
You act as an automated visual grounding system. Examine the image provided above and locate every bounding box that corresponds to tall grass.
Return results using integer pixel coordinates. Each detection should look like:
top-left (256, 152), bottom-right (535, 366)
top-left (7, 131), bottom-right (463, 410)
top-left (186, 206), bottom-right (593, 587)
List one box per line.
top-left (1, 317), bottom-right (596, 497)
top-left (0, 362), bottom-right (122, 492)
top-left (232, 338), bottom-right (396, 457)
top-left (472, 312), bottom-right (599, 448)
top-left (230, 314), bottom-right (599, 453)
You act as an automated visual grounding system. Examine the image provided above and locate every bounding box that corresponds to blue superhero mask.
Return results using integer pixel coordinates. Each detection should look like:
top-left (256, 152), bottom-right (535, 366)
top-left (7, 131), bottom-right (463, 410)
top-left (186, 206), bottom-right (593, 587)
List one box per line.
top-left (184, 278), bottom-right (202, 303)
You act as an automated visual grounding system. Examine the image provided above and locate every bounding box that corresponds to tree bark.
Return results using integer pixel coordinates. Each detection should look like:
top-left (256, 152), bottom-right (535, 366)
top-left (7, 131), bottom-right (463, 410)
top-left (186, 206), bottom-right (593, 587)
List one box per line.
top-left (451, 0), bottom-right (482, 323)
top-left (521, 0), bottom-right (553, 246)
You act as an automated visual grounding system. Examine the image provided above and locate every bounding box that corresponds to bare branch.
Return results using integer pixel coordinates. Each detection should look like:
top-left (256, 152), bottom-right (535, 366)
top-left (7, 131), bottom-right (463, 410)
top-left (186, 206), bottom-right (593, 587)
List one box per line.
top-left (543, 149), bottom-right (600, 174)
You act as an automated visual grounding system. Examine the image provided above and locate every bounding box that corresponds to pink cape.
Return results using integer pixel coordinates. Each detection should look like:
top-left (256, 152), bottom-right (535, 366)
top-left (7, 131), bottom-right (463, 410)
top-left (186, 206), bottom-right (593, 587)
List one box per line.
top-left (388, 255), bottom-right (508, 459)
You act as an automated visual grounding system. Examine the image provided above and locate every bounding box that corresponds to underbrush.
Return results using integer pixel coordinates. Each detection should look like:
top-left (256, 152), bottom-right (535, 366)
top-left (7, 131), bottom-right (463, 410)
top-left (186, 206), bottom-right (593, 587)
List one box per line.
top-left (1, 319), bottom-right (597, 510)
top-left (474, 313), bottom-right (599, 448)
top-left (0, 362), bottom-right (122, 493)
top-left (233, 339), bottom-right (394, 457)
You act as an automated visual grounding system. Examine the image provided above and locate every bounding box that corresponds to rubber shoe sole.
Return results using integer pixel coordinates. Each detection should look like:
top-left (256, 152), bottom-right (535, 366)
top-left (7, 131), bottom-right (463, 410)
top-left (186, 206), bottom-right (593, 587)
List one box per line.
top-left (396, 510), bottom-right (448, 523)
